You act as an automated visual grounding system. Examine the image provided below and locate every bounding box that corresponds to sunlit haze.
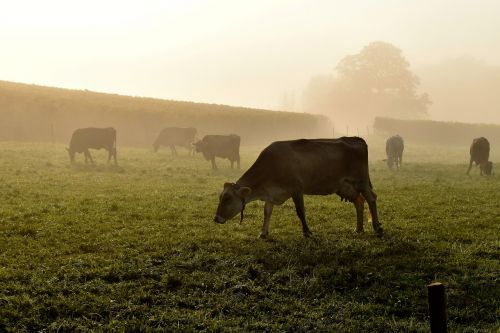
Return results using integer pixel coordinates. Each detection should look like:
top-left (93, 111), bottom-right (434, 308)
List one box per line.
top-left (1, 0), bottom-right (500, 120)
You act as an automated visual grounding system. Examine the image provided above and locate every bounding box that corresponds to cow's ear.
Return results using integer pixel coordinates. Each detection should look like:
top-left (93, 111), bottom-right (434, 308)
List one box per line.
top-left (223, 182), bottom-right (233, 189)
top-left (236, 187), bottom-right (252, 198)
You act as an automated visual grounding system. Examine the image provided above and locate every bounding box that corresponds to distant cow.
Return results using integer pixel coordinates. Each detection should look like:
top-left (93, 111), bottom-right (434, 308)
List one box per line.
top-left (153, 127), bottom-right (197, 155)
top-left (67, 127), bottom-right (117, 164)
top-left (213, 137), bottom-right (383, 238)
top-left (386, 135), bottom-right (404, 169)
top-left (467, 137), bottom-right (492, 175)
top-left (194, 134), bottom-right (240, 169)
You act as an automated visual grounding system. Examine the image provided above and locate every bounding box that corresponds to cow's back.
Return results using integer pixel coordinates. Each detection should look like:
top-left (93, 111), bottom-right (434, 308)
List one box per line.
top-left (386, 135), bottom-right (404, 155)
top-left (70, 127), bottom-right (116, 151)
top-left (203, 135), bottom-right (240, 159)
top-left (243, 137), bottom-right (369, 195)
top-left (159, 127), bottom-right (197, 145)
top-left (470, 137), bottom-right (490, 163)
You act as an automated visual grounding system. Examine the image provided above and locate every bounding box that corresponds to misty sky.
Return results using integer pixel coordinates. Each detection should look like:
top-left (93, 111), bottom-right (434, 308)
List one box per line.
top-left (1, 0), bottom-right (499, 112)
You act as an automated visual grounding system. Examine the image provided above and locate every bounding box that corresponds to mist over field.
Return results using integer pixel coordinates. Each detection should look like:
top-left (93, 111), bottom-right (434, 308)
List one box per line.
top-left (2, 1), bottom-right (500, 127)
top-left (1, 1), bottom-right (500, 331)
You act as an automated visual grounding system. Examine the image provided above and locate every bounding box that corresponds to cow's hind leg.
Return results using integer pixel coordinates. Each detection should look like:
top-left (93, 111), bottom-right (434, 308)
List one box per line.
top-left (354, 194), bottom-right (365, 233)
top-left (292, 193), bottom-right (312, 237)
top-left (260, 201), bottom-right (274, 239)
top-left (211, 158), bottom-right (217, 170)
top-left (361, 186), bottom-right (383, 236)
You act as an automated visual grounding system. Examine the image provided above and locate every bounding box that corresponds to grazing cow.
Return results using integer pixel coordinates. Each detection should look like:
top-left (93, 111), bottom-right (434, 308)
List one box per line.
top-left (194, 134), bottom-right (241, 169)
top-left (67, 127), bottom-right (117, 164)
top-left (386, 135), bottom-right (404, 169)
top-left (213, 137), bottom-right (383, 238)
top-left (467, 137), bottom-right (492, 175)
top-left (153, 127), bottom-right (197, 155)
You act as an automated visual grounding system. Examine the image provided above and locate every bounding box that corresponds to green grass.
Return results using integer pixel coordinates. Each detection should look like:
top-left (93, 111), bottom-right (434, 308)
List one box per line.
top-left (0, 141), bottom-right (499, 332)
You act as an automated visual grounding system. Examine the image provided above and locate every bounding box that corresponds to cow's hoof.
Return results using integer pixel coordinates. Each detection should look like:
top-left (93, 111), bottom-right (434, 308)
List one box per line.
top-left (375, 227), bottom-right (384, 237)
top-left (303, 230), bottom-right (313, 238)
top-left (259, 233), bottom-right (268, 239)
top-left (356, 228), bottom-right (364, 233)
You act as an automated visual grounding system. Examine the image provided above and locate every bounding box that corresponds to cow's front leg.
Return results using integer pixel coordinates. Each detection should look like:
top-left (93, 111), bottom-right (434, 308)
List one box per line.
top-left (354, 194), bottom-right (365, 233)
top-left (230, 160), bottom-right (234, 169)
top-left (292, 194), bottom-right (312, 237)
top-left (86, 150), bottom-right (95, 165)
top-left (211, 158), bottom-right (217, 170)
top-left (362, 187), bottom-right (383, 236)
top-left (259, 201), bottom-right (274, 239)
top-left (466, 158), bottom-right (473, 175)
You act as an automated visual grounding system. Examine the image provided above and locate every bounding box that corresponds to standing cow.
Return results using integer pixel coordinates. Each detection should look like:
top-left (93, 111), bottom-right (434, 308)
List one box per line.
top-left (153, 127), bottom-right (197, 155)
top-left (213, 137), bottom-right (383, 238)
top-left (67, 127), bottom-right (117, 164)
top-left (386, 135), bottom-right (404, 170)
top-left (466, 137), bottom-right (492, 175)
top-left (194, 134), bottom-right (240, 170)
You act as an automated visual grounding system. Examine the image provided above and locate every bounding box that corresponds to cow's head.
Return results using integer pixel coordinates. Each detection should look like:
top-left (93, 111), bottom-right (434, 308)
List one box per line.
top-left (482, 161), bottom-right (493, 175)
top-left (386, 157), bottom-right (394, 169)
top-left (214, 182), bottom-right (252, 224)
top-left (193, 140), bottom-right (206, 153)
top-left (66, 147), bottom-right (76, 163)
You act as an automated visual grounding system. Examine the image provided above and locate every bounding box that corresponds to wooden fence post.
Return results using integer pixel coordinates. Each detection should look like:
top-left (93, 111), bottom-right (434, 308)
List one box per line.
top-left (428, 282), bottom-right (448, 333)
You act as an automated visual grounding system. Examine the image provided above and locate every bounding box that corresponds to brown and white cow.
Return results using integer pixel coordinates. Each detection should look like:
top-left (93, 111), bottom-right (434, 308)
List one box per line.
top-left (67, 127), bottom-right (117, 164)
top-left (194, 134), bottom-right (240, 169)
top-left (467, 137), bottom-right (492, 175)
top-left (153, 127), bottom-right (197, 155)
top-left (213, 137), bottom-right (383, 238)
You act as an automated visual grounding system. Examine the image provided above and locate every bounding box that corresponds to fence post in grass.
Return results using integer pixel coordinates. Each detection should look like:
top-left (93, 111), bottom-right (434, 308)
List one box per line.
top-left (428, 282), bottom-right (448, 333)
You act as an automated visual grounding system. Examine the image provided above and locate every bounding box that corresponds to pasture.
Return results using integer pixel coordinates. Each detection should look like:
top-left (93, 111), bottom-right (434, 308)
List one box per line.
top-left (0, 140), bottom-right (499, 332)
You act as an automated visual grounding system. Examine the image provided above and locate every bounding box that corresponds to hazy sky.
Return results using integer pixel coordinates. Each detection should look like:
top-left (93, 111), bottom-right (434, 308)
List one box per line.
top-left (1, 0), bottom-right (499, 111)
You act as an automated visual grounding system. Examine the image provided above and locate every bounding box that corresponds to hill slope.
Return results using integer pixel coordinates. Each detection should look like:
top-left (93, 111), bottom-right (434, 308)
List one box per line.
top-left (0, 81), bottom-right (330, 146)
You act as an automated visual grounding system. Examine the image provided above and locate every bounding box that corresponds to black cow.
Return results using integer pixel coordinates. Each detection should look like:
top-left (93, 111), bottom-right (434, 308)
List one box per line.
top-left (67, 127), bottom-right (117, 164)
top-left (153, 127), bottom-right (197, 155)
top-left (194, 134), bottom-right (240, 169)
top-left (386, 135), bottom-right (404, 169)
top-left (467, 137), bottom-right (492, 175)
top-left (213, 137), bottom-right (383, 238)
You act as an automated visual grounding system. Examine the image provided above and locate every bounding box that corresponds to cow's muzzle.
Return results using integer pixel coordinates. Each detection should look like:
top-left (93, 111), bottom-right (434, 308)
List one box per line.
top-left (213, 215), bottom-right (226, 224)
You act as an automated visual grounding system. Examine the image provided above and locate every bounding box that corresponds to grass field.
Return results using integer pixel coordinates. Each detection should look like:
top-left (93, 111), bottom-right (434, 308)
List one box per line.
top-left (0, 140), bottom-right (499, 332)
